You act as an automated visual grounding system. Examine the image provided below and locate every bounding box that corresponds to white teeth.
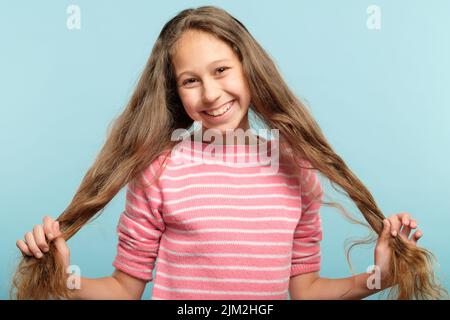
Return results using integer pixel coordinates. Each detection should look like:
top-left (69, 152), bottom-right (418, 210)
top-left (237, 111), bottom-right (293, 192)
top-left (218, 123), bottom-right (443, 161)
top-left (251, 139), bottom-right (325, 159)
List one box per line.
top-left (205, 101), bottom-right (233, 117)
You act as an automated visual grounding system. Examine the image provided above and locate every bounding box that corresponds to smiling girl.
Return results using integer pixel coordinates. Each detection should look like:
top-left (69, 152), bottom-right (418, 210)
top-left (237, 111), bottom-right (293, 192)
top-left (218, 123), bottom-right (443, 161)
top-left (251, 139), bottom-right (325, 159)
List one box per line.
top-left (12, 6), bottom-right (446, 300)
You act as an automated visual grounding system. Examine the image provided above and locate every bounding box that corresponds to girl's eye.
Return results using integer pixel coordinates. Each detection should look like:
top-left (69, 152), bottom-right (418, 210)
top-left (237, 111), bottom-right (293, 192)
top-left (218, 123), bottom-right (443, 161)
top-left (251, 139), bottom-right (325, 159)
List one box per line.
top-left (181, 67), bottom-right (230, 87)
top-left (182, 78), bottom-right (197, 86)
top-left (216, 66), bottom-right (229, 74)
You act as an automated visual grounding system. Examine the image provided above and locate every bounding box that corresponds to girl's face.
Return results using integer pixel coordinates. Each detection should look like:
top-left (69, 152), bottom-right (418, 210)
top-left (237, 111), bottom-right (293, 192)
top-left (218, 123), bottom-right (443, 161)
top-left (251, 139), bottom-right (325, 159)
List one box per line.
top-left (172, 30), bottom-right (251, 136)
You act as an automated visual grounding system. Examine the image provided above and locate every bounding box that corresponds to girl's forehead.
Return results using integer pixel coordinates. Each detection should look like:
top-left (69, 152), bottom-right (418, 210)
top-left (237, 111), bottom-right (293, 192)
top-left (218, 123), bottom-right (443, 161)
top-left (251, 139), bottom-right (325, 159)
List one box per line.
top-left (173, 30), bottom-right (231, 58)
top-left (171, 30), bottom-right (237, 70)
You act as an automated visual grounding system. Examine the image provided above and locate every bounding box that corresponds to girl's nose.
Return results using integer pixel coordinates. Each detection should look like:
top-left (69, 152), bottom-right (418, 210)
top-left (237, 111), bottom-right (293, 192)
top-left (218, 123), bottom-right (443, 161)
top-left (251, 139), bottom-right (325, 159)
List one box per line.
top-left (201, 80), bottom-right (221, 104)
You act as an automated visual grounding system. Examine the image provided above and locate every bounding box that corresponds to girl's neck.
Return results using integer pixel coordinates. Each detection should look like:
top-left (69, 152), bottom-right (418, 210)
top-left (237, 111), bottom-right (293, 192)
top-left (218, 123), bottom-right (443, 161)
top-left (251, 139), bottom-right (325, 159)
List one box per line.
top-left (194, 119), bottom-right (261, 146)
top-left (190, 131), bottom-right (263, 146)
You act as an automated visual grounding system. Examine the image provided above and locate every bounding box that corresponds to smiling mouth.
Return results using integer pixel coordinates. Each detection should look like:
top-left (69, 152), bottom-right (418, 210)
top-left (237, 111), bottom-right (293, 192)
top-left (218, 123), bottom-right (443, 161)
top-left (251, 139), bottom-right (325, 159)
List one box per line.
top-left (202, 100), bottom-right (235, 117)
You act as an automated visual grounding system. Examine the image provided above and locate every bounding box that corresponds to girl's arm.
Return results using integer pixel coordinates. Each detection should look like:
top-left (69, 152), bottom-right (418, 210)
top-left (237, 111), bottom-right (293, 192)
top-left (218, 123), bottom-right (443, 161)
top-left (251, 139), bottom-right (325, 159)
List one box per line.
top-left (70, 167), bottom-right (165, 299)
top-left (68, 269), bottom-right (147, 300)
top-left (290, 213), bottom-right (422, 300)
top-left (289, 271), bottom-right (382, 300)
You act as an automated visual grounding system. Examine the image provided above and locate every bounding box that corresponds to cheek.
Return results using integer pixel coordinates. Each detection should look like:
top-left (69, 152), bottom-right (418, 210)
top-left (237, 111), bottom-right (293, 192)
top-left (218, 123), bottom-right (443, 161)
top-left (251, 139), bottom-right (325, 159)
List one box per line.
top-left (178, 91), bottom-right (200, 115)
top-left (225, 75), bottom-right (251, 103)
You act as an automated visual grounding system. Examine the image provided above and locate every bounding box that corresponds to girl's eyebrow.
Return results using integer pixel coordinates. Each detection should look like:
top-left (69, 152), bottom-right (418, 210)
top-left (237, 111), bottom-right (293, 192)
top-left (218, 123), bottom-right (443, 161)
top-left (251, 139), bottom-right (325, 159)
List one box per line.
top-left (176, 58), bottom-right (232, 81)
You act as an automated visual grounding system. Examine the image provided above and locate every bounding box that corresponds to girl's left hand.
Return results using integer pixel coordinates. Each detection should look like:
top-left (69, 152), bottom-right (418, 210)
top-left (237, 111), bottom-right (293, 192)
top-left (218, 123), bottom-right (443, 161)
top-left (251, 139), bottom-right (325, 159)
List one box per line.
top-left (374, 212), bottom-right (423, 289)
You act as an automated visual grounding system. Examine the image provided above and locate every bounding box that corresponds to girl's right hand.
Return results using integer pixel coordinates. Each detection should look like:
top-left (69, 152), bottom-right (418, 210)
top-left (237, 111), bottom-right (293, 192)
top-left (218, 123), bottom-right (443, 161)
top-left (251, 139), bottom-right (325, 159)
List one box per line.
top-left (16, 216), bottom-right (70, 268)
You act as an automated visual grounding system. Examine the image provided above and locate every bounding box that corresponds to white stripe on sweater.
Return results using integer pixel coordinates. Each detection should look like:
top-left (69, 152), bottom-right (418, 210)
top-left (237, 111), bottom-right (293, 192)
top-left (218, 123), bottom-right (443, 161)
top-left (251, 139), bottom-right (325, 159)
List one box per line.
top-left (153, 283), bottom-right (288, 296)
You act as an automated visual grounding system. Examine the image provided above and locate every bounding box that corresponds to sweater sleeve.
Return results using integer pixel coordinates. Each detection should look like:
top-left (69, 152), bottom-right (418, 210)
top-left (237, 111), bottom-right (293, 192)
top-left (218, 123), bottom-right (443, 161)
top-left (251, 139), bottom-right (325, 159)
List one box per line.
top-left (112, 159), bottom-right (166, 282)
top-left (290, 163), bottom-right (323, 277)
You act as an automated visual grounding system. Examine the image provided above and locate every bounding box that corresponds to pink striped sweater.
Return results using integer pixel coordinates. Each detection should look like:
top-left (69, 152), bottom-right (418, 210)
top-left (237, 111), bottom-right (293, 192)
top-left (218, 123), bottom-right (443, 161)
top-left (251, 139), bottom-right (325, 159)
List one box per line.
top-left (112, 139), bottom-right (323, 300)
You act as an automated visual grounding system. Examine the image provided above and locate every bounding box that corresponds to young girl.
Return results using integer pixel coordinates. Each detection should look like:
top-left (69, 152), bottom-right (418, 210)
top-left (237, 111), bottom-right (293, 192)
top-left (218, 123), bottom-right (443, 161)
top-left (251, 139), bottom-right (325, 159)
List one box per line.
top-left (13, 6), bottom-right (445, 300)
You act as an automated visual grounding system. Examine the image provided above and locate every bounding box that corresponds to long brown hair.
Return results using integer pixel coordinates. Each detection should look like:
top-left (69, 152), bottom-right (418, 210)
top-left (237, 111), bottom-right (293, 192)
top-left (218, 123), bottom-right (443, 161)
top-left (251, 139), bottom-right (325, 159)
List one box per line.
top-left (11, 6), bottom-right (446, 300)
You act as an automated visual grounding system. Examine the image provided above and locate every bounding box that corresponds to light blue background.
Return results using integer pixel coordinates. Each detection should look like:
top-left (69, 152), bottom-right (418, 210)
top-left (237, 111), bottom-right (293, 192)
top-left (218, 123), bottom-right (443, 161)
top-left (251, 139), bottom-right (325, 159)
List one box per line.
top-left (1, 0), bottom-right (449, 299)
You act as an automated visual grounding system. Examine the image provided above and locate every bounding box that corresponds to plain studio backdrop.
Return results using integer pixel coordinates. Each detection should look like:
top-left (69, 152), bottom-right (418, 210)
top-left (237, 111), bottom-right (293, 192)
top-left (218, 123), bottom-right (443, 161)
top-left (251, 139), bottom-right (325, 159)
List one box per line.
top-left (0, 0), bottom-right (449, 299)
